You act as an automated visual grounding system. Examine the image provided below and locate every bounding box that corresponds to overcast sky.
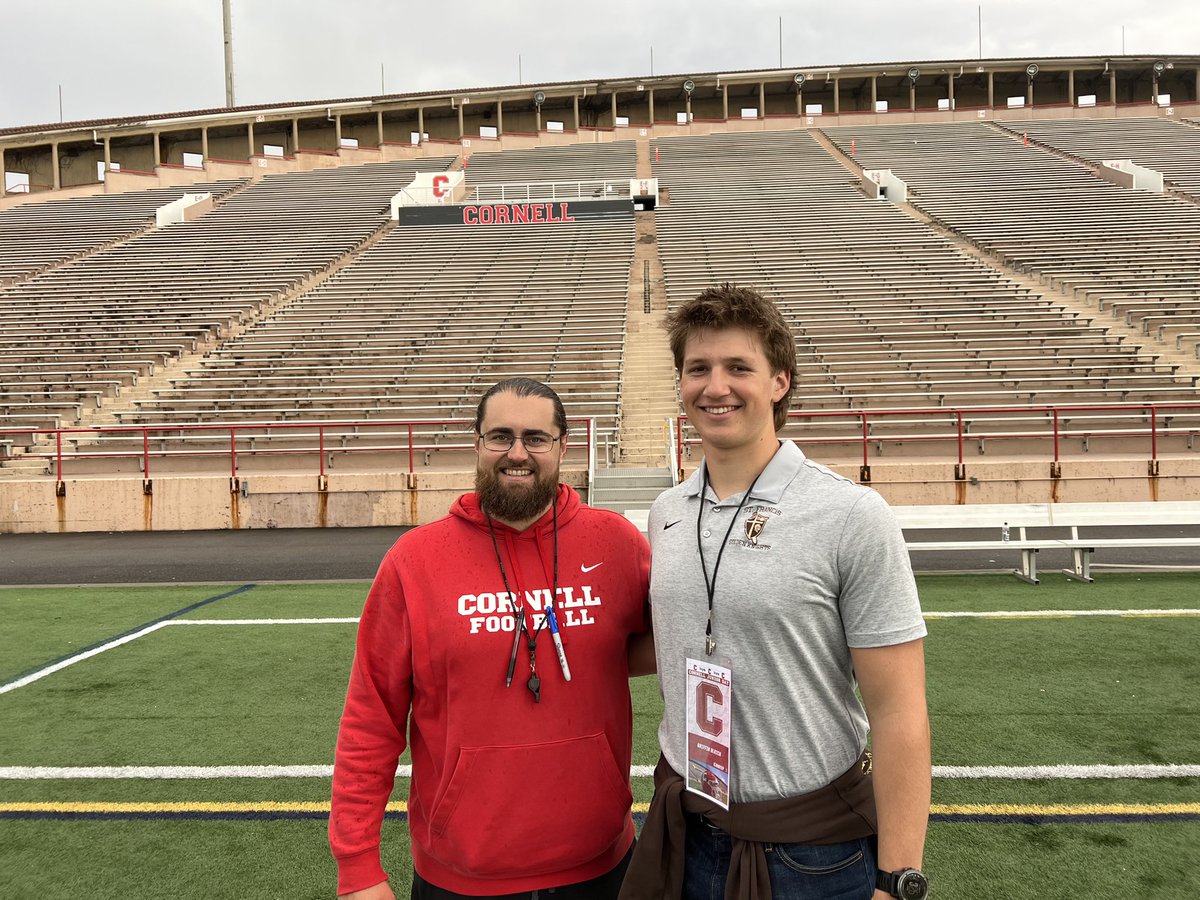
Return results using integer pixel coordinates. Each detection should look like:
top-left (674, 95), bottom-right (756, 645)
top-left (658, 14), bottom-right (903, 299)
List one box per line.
top-left (2, 0), bottom-right (1197, 128)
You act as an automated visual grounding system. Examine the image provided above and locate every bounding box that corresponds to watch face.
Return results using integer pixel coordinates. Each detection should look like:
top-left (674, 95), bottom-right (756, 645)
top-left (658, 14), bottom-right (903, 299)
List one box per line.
top-left (898, 870), bottom-right (928, 900)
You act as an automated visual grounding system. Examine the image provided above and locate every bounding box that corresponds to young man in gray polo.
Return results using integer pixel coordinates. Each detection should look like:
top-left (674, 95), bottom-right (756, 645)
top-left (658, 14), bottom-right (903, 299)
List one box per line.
top-left (621, 284), bottom-right (930, 900)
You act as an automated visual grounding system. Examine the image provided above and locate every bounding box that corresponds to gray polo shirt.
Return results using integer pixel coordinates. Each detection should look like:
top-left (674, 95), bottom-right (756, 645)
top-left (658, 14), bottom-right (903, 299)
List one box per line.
top-left (648, 440), bottom-right (926, 802)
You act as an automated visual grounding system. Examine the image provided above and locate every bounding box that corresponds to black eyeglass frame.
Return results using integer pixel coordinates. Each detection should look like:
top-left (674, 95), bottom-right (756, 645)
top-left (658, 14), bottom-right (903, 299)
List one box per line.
top-left (476, 431), bottom-right (564, 454)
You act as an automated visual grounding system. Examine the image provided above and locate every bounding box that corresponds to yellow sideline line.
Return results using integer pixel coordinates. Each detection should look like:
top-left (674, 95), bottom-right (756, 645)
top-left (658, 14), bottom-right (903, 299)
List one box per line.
top-left (3, 801), bottom-right (1198, 815)
top-left (1, 801), bottom-right (399, 813)
top-left (932, 803), bottom-right (1200, 815)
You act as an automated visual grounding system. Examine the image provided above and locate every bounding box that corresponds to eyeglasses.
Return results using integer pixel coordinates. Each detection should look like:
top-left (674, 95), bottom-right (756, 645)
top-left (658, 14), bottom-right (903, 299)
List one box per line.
top-left (478, 431), bottom-right (562, 454)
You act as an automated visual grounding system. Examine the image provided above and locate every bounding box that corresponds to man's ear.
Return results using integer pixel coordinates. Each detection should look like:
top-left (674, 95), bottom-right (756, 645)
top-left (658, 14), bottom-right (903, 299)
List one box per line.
top-left (772, 369), bottom-right (790, 402)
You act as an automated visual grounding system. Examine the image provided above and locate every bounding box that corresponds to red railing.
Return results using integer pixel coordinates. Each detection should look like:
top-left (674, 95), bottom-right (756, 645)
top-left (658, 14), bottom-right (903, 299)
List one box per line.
top-left (1, 417), bottom-right (597, 484)
top-left (673, 402), bottom-right (1200, 479)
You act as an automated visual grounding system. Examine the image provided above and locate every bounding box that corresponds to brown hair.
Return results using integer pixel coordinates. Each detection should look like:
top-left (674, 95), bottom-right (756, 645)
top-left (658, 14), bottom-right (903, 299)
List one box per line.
top-left (664, 283), bottom-right (796, 431)
top-left (473, 378), bottom-right (569, 437)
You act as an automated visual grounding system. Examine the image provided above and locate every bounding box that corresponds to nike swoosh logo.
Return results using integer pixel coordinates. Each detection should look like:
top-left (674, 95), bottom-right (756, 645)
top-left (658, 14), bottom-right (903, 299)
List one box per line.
top-left (581, 562), bottom-right (604, 573)
top-left (664, 520), bottom-right (682, 530)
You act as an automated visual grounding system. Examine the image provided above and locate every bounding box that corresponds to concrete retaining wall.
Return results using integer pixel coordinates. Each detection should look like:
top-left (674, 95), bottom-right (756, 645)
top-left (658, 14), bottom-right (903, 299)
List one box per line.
top-left (2, 459), bottom-right (1196, 533)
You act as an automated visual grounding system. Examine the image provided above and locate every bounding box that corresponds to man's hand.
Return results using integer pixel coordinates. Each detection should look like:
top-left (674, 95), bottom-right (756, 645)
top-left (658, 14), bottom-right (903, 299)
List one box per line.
top-left (338, 881), bottom-right (395, 900)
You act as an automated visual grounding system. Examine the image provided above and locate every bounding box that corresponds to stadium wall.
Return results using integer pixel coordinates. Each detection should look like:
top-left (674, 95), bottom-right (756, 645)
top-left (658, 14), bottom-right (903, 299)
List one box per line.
top-left (1, 459), bottom-right (1197, 533)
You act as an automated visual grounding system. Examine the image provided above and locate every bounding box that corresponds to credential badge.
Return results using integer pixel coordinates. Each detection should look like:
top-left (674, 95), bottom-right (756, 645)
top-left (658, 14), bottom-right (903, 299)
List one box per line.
top-left (744, 511), bottom-right (769, 545)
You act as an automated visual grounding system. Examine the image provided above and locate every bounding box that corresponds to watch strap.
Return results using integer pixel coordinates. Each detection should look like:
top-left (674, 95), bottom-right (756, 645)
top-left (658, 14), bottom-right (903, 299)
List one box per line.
top-left (876, 869), bottom-right (899, 897)
top-left (876, 868), bottom-right (927, 900)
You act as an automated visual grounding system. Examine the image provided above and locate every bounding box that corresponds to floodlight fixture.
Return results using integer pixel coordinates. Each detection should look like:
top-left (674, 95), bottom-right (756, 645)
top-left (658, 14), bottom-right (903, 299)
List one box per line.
top-left (1026, 63), bottom-right (1039, 78)
top-left (907, 67), bottom-right (920, 83)
top-left (683, 79), bottom-right (695, 95)
top-left (533, 90), bottom-right (546, 106)
top-left (1153, 60), bottom-right (1166, 76)
top-left (793, 72), bottom-right (806, 88)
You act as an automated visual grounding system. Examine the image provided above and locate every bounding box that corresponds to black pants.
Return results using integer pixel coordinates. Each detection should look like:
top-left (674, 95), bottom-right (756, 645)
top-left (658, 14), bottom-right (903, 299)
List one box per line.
top-left (411, 844), bottom-right (634, 900)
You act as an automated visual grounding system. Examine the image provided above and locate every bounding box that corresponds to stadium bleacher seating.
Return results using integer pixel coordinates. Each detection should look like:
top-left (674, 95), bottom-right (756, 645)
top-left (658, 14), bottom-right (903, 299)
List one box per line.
top-left (0, 180), bottom-right (246, 285)
top-left (89, 143), bottom-right (640, 469)
top-left (651, 129), bottom-right (1199, 458)
top-left (3, 123), bottom-right (1199, 481)
top-left (999, 117), bottom-right (1200, 200)
top-left (0, 160), bottom-right (454, 442)
top-left (462, 141), bottom-right (637, 186)
top-left (820, 122), bottom-right (1200, 359)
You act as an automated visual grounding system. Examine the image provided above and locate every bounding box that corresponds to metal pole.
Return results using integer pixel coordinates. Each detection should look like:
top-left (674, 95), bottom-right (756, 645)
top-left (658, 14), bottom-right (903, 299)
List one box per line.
top-left (778, 17), bottom-right (782, 68)
top-left (650, 46), bottom-right (654, 77)
top-left (380, 63), bottom-right (385, 94)
top-left (519, 54), bottom-right (522, 84)
top-left (223, 0), bottom-right (236, 107)
top-left (58, 85), bottom-right (63, 122)
top-left (977, 6), bottom-right (982, 59)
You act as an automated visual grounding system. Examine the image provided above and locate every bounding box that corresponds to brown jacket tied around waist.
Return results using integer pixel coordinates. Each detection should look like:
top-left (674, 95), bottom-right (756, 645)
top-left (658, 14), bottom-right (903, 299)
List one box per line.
top-left (619, 751), bottom-right (878, 900)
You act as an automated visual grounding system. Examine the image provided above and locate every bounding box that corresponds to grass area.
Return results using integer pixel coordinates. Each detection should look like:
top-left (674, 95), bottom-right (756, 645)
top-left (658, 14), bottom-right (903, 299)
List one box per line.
top-left (917, 571), bottom-right (1200, 611)
top-left (2, 574), bottom-right (1198, 899)
top-left (926, 616), bottom-right (1200, 766)
top-left (0, 624), bottom-right (357, 766)
top-left (0, 585), bottom-right (238, 681)
top-left (925, 822), bottom-right (1198, 900)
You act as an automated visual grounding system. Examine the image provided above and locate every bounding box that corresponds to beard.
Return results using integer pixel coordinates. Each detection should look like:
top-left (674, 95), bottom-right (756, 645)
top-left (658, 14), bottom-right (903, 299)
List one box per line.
top-left (476, 460), bottom-right (559, 526)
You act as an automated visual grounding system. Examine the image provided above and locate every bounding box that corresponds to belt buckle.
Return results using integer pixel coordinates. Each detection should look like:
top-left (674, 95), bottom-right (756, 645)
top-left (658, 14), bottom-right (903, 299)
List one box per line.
top-left (860, 750), bottom-right (873, 775)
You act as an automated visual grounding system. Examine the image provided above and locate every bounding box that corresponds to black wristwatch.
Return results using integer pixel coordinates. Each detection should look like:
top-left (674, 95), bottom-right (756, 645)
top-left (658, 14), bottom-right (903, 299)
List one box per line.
top-left (877, 868), bottom-right (928, 899)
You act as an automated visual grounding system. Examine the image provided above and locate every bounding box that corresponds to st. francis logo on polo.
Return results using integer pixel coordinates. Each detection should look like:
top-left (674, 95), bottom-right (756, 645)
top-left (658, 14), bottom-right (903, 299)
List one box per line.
top-left (730, 505), bottom-right (780, 551)
top-left (743, 511), bottom-right (769, 545)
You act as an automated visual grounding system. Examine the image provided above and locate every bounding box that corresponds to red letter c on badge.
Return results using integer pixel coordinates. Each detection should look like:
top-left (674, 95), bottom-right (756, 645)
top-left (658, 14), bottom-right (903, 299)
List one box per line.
top-left (696, 683), bottom-right (723, 736)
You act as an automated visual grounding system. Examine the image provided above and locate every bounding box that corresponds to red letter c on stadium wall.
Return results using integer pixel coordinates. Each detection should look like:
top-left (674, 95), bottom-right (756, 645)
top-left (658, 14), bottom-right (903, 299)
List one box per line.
top-left (696, 683), bottom-right (723, 736)
top-left (432, 175), bottom-right (450, 198)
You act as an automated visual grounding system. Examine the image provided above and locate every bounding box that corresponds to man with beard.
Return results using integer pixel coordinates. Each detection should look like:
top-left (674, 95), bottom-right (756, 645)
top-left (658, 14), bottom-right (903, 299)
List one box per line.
top-left (330, 378), bottom-right (652, 900)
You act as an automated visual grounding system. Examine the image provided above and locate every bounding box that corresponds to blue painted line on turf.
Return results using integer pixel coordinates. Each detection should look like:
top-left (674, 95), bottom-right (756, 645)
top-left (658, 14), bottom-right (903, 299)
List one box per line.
top-left (1, 584), bottom-right (257, 686)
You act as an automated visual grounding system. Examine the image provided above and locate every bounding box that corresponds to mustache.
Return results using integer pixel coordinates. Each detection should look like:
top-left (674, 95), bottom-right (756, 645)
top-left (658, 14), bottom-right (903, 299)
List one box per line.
top-left (475, 458), bottom-right (557, 523)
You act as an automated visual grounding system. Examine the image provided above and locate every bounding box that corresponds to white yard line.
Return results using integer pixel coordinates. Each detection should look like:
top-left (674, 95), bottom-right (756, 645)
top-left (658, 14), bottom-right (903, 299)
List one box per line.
top-left (1, 763), bottom-right (1197, 780)
top-left (166, 618), bottom-right (360, 626)
top-left (923, 609), bottom-right (1200, 618)
top-left (932, 764), bottom-right (1200, 779)
top-left (0, 622), bottom-right (171, 696)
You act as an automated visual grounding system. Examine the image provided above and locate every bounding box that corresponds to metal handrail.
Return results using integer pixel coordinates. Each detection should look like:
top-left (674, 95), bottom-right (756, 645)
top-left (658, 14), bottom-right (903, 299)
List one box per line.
top-left (470, 179), bottom-right (630, 202)
top-left (0, 416), bottom-right (600, 483)
top-left (672, 401), bottom-right (1200, 480)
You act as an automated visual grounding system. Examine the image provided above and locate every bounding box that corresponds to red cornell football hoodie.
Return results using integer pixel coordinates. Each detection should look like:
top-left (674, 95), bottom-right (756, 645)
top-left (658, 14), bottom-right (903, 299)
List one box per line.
top-left (330, 484), bottom-right (650, 895)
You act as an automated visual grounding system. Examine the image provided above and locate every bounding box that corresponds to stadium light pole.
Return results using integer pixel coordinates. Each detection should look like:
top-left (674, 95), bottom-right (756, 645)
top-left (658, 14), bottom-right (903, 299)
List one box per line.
top-left (778, 17), bottom-right (782, 68)
top-left (977, 6), bottom-right (982, 59)
top-left (223, 0), bottom-right (236, 108)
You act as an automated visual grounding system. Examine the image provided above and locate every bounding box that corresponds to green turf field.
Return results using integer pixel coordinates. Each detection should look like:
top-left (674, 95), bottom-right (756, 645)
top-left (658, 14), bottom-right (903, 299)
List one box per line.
top-left (2, 574), bottom-right (1198, 899)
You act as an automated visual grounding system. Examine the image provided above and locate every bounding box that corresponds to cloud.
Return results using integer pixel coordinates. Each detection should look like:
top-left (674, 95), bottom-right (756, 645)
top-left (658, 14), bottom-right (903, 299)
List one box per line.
top-left (1, 0), bottom-right (1196, 128)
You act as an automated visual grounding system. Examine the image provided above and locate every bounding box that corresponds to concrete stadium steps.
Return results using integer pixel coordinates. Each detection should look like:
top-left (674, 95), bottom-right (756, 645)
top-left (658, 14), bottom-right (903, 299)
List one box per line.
top-left (588, 467), bottom-right (674, 513)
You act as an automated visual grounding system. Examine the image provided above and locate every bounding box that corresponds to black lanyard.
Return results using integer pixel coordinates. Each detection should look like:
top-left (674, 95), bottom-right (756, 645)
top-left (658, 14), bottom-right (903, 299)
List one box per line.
top-left (487, 502), bottom-right (558, 703)
top-left (697, 466), bottom-right (764, 657)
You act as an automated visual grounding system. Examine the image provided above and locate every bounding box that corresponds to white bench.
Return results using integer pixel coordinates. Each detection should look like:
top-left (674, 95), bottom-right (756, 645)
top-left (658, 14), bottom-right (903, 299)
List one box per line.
top-left (899, 502), bottom-right (1200, 584)
top-left (624, 501), bottom-right (1200, 585)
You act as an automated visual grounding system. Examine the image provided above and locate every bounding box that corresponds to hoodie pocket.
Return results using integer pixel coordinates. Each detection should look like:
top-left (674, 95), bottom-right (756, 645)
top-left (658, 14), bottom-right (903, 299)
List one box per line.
top-left (426, 731), bottom-right (632, 879)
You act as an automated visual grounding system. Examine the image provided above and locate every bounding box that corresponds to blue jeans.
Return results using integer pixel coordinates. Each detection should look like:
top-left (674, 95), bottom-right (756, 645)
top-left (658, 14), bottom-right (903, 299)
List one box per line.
top-left (683, 814), bottom-right (877, 900)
